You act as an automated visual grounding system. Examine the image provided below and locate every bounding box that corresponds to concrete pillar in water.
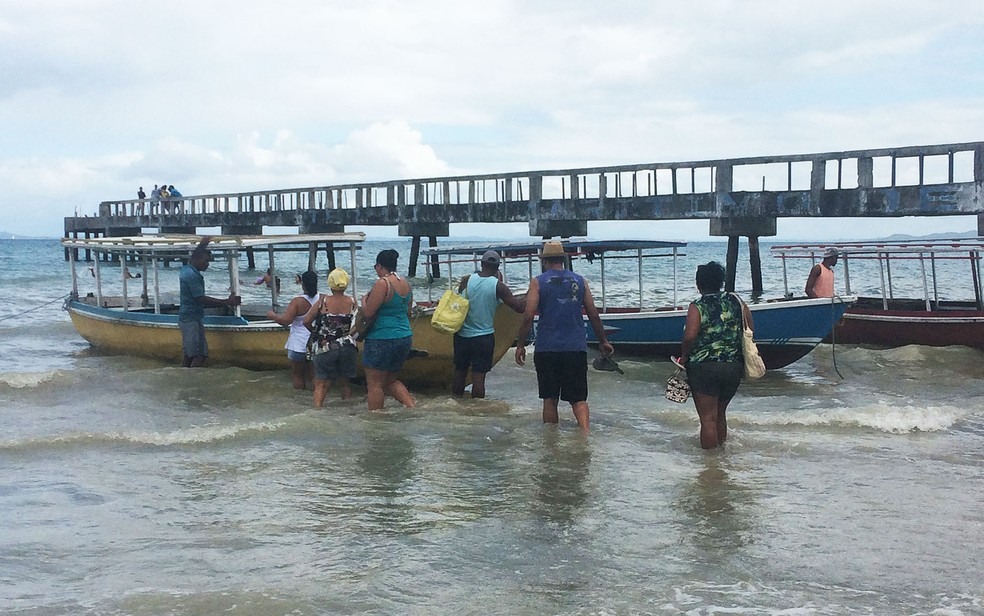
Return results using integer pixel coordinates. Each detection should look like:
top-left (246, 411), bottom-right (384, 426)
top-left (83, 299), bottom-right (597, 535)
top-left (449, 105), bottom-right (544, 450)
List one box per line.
top-left (428, 236), bottom-right (440, 280)
top-left (409, 237), bottom-right (421, 278)
top-left (709, 217), bottom-right (777, 296)
top-left (399, 222), bottom-right (449, 278)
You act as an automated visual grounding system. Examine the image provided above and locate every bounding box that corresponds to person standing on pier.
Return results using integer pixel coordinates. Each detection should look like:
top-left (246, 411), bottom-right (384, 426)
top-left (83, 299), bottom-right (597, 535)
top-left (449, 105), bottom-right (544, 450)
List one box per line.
top-left (150, 184), bottom-right (160, 215)
top-left (514, 241), bottom-right (613, 431)
top-left (451, 250), bottom-right (525, 399)
top-left (805, 247), bottom-right (839, 298)
top-left (178, 237), bottom-right (241, 368)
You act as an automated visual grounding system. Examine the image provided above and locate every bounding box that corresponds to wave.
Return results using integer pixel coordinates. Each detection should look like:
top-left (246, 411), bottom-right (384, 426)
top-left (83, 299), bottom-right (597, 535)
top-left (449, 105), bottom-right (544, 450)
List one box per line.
top-left (741, 401), bottom-right (968, 433)
top-left (0, 418), bottom-right (292, 452)
top-left (0, 369), bottom-right (68, 389)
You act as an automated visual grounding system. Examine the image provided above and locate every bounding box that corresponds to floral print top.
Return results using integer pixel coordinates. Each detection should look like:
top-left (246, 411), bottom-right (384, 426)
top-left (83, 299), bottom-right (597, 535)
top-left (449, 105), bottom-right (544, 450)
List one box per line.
top-left (687, 292), bottom-right (743, 364)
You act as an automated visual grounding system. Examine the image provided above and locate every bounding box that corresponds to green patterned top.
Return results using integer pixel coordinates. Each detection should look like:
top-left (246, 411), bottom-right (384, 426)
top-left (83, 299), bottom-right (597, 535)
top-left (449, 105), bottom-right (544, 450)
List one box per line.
top-left (688, 292), bottom-right (743, 364)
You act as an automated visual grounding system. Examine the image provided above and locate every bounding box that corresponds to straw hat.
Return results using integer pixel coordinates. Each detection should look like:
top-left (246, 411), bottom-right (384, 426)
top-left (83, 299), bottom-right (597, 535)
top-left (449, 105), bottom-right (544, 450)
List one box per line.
top-left (540, 241), bottom-right (567, 258)
top-left (327, 268), bottom-right (349, 290)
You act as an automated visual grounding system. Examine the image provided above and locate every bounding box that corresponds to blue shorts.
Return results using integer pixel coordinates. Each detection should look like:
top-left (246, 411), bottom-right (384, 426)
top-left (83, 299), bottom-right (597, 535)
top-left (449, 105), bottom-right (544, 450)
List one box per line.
top-left (362, 336), bottom-right (412, 372)
top-left (453, 333), bottom-right (495, 373)
top-left (533, 351), bottom-right (588, 403)
top-left (180, 320), bottom-right (207, 358)
top-left (287, 349), bottom-right (308, 362)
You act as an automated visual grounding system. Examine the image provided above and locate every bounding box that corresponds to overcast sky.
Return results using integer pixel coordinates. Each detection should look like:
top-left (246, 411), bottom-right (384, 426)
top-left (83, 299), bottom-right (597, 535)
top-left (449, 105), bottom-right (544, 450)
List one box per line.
top-left (2, 0), bottom-right (984, 239)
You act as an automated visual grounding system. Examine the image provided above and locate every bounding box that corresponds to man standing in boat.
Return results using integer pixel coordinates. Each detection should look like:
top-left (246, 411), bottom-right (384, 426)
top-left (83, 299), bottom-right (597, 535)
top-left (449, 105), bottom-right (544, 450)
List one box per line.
top-left (805, 247), bottom-right (838, 298)
top-left (514, 241), bottom-right (614, 431)
top-left (451, 250), bottom-right (526, 399)
top-left (179, 237), bottom-right (241, 368)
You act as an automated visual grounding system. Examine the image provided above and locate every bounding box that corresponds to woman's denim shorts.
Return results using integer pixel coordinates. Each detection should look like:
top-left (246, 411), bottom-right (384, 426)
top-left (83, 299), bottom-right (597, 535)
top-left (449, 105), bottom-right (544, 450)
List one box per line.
top-left (362, 336), bottom-right (412, 372)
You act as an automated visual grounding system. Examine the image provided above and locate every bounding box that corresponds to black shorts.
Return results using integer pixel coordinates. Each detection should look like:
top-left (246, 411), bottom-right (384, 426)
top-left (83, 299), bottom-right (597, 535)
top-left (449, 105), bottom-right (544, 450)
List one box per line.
top-left (453, 333), bottom-right (496, 373)
top-left (534, 351), bottom-right (588, 403)
top-left (686, 361), bottom-right (743, 400)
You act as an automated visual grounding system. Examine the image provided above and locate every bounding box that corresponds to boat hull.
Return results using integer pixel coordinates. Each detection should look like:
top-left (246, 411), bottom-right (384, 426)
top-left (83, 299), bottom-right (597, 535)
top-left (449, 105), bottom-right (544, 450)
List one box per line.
top-left (831, 298), bottom-right (984, 349)
top-left (67, 300), bottom-right (525, 389)
top-left (585, 297), bottom-right (853, 369)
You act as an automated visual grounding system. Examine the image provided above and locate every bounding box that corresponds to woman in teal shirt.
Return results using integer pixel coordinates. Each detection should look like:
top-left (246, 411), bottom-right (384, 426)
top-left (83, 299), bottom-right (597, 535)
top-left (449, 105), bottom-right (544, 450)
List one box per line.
top-left (360, 249), bottom-right (416, 410)
top-left (679, 261), bottom-right (753, 449)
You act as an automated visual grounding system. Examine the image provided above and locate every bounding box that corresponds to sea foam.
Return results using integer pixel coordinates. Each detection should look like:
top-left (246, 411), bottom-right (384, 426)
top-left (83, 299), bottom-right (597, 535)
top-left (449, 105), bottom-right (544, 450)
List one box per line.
top-left (0, 369), bottom-right (64, 389)
top-left (743, 401), bottom-right (967, 433)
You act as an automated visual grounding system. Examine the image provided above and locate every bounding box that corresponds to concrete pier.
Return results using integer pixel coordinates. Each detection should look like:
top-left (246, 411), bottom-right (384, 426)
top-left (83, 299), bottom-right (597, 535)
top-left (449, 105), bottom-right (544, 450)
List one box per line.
top-left (65, 141), bottom-right (984, 286)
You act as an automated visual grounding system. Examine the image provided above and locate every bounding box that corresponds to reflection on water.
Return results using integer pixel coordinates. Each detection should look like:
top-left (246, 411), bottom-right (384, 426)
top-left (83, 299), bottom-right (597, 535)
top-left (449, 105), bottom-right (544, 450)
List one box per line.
top-left (676, 458), bottom-right (758, 557)
top-left (531, 430), bottom-right (592, 527)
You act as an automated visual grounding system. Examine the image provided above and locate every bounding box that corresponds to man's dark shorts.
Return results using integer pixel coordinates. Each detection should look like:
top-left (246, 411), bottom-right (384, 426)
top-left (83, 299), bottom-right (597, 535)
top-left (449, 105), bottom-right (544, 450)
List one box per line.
top-left (686, 361), bottom-right (743, 400)
top-left (180, 320), bottom-right (208, 358)
top-left (314, 344), bottom-right (358, 381)
top-left (534, 350), bottom-right (588, 403)
top-left (453, 333), bottom-right (495, 373)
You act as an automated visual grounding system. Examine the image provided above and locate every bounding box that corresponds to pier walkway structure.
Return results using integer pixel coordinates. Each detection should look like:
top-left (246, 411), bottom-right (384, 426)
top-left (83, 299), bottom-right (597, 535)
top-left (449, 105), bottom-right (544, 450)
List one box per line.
top-left (65, 140), bottom-right (984, 295)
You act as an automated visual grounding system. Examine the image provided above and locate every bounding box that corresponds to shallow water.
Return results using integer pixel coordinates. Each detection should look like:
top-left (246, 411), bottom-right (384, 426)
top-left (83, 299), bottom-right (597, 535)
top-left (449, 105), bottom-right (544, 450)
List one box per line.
top-left (1, 239), bottom-right (982, 615)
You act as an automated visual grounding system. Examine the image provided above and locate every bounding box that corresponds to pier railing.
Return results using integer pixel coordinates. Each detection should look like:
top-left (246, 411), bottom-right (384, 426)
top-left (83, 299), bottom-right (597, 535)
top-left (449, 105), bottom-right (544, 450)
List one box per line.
top-left (90, 141), bottom-right (984, 222)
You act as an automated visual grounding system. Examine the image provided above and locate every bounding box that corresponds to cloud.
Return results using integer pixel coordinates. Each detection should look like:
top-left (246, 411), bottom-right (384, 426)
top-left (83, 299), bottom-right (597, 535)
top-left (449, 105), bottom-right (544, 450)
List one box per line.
top-left (1, 1), bottom-right (984, 238)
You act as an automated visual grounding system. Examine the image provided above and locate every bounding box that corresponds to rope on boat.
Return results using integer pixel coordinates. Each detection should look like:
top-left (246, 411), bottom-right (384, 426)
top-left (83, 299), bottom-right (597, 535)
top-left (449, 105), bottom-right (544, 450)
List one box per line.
top-left (830, 294), bottom-right (844, 380)
top-left (0, 294), bottom-right (71, 322)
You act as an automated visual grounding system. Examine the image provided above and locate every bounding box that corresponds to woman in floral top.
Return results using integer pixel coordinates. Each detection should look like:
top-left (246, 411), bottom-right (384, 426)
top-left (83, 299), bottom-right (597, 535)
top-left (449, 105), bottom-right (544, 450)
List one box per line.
top-left (303, 268), bottom-right (358, 406)
top-left (678, 261), bottom-right (754, 449)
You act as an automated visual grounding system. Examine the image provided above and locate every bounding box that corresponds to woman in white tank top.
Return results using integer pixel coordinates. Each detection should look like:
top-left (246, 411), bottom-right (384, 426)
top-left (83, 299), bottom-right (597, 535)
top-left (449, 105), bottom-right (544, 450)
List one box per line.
top-left (267, 270), bottom-right (319, 389)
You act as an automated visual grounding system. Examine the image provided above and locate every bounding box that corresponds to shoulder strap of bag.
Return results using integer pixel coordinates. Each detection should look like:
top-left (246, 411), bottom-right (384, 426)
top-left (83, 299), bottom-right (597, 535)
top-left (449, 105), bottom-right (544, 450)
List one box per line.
top-left (729, 292), bottom-right (747, 329)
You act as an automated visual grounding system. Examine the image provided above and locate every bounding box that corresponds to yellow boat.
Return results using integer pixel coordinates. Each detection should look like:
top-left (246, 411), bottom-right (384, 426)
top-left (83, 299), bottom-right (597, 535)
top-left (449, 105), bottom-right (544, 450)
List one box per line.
top-left (62, 234), bottom-right (523, 390)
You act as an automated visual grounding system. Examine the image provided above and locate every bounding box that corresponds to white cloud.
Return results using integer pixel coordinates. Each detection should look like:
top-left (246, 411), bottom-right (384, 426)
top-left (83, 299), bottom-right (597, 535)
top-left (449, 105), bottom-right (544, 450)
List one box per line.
top-left (1, 1), bottom-right (983, 237)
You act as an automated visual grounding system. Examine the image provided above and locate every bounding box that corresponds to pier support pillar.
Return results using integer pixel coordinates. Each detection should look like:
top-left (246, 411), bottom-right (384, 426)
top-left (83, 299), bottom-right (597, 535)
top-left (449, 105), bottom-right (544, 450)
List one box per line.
top-left (298, 222), bottom-right (345, 234)
top-left (977, 213), bottom-right (984, 237)
top-left (221, 225), bottom-right (263, 236)
top-left (531, 219), bottom-right (587, 238)
top-left (159, 226), bottom-right (196, 235)
top-left (710, 217), bottom-right (776, 297)
top-left (399, 223), bottom-right (448, 278)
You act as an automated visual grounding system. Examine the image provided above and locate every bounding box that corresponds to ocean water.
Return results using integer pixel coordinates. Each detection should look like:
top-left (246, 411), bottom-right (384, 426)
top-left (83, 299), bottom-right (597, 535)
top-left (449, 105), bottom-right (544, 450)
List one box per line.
top-left (1, 237), bottom-right (983, 615)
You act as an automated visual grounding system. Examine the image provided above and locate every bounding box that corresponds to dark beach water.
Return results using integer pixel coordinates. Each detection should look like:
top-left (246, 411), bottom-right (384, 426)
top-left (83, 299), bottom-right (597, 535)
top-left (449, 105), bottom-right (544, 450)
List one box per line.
top-left (1, 238), bottom-right (982, 615)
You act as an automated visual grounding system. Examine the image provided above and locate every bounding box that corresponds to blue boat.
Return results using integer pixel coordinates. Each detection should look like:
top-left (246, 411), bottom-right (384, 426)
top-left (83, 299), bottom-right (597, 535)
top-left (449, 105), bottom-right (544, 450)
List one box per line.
top-left (421, 239), bottom-right (854, 369)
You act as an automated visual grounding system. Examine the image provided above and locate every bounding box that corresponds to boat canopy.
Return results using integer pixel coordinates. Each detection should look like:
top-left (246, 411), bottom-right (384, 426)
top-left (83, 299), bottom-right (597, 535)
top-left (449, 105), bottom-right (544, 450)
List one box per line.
top-left (421, 238), bottom-right (688, 311)
top-left (62, 233), bottom-right (366, 317)
top-left (770, 238), bottom-right (984, 310)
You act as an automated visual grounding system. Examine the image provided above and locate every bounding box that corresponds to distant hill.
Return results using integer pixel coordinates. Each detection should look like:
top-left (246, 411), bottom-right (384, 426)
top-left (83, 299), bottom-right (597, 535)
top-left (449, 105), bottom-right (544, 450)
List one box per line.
top-left (878, 230), bottom-right (978, 241)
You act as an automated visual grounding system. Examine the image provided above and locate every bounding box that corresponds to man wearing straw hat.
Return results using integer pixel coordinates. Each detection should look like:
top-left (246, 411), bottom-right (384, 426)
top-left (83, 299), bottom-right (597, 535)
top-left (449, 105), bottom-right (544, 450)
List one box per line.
top-left (514, 241), bottom-right (614, 431)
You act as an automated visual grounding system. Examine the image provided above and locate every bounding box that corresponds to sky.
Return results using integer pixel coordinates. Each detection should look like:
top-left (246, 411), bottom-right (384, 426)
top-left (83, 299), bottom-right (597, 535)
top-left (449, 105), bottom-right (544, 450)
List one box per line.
top-left (2, 0), bottom-right (984, 240)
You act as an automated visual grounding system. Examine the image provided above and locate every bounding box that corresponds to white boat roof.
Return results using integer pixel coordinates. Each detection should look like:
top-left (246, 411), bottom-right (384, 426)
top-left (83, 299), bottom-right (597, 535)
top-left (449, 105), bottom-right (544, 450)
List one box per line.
top-left (421, 238), bottom-right (686, 258)
top-left (61, 233), bottom-right (366, 255)
top-left (771, 238), bottom-right (984, 257)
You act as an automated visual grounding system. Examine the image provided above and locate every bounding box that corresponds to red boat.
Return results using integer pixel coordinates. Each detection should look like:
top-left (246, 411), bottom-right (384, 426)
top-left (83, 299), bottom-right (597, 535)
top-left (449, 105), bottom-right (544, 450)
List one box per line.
top-left (772, 239), bottom-right (984, 350)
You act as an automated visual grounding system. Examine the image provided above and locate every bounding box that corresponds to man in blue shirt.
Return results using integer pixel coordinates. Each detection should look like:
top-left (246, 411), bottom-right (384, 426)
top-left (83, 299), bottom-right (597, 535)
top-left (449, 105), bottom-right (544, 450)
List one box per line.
top-left (514, 241), bottom-right (613, 431)
top-left (179, 237), bottom-right (241, 367)
top-left (451, 250), bottom-right (525, 399)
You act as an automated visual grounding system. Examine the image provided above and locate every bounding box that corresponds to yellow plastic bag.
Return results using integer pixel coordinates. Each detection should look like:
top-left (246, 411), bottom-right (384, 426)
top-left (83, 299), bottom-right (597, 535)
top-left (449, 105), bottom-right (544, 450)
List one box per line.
top-left (431, 289), bottom-right (469, 334)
